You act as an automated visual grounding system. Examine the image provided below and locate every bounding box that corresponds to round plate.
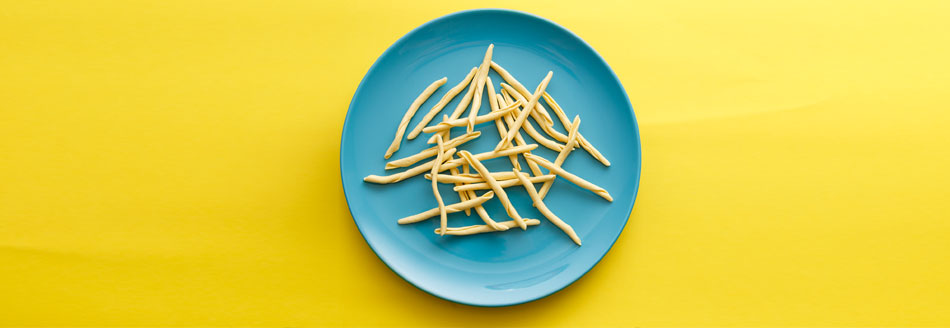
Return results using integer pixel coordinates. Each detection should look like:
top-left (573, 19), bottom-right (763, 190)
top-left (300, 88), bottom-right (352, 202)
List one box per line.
top-left (341, 9), bottom-right (641, 306)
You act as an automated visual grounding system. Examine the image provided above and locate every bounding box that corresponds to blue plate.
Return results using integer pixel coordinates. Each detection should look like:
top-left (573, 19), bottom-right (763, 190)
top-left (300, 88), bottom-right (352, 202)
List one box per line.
top-left (341, 9), bottom-right (641, 306)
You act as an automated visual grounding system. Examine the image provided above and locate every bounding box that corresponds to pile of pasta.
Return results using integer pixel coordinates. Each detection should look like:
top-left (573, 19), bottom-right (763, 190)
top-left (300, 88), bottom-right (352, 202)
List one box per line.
top-left (364, 44), bottom-right (611, 245)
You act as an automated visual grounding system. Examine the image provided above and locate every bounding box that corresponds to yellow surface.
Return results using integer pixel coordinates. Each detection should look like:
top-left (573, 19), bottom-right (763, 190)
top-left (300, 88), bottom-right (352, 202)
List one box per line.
top-left (2, 0), bottom-right (949, 326)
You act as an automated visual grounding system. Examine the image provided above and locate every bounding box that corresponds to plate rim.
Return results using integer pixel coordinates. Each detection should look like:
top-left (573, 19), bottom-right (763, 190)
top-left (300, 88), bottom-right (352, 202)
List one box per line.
top-left (339, 8), bottom-right (642, 307)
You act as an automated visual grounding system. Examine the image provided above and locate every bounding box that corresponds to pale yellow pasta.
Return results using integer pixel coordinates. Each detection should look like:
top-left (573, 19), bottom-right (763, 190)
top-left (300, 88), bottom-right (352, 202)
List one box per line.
top-left (514, 170), bottom-right (581, 245)
top-left (490, 61), bottom-right (555, 126)
top-left (406, 67), bottom-right (478, 140)
top-left (542, 92), bottom-right (610, 167)
top-left (499, 83), bottom-right (565, 152)
top-left (421, 100), bottom-right (520, 133)
top-left (486, 76), bottom-right (500, 115)
top-left (364, 148), bottom-right (457, 184)
top-left (425, 67), bottom-right (481, 144)
top-left (453, 174), bottom-right (556, 192)
top-left (497, 71), bottom-right (552, 150)
top-left (458, 150), bottom-right (527, 230)
top-left (431, 135), bottom-right (448, 235)
top-left (425, 172), bottom-right (518, 183)
top-left (500, 88), bottom-right (515, 107)
top-left (467, 44), bottom-right (493, 133)
top-left (397, 191), bottom-right (494, 224)
top-left (384, 77), bottom-right (447, 159)
top-left (439, 144), bottom-right (536, 171)
top-left (537, 116), bottom-right (581, 200)
top-left (465, 174), bottom-right (507, 231)
top-left (460, 158), bottom-right (472, 216)
top-left (448, 69), bottom-right (479, 120)
top-left (496, 89), bottom-right (560, 176)
top-left (385, 131), bottom-right (480, 170)
top-left (448, 165), bottom-right (468, 207)
top-left (486, 76), bottom-right (521, 170)
top-left (494, 94), bottom-right (507, 114)
top-left (364, 145), bottom-right (536, 184)
top-left (471, 201), bottom-right (506, 231)
top-left (524, 153), bottom-right (613, 202)
top-left (498, 81), bottom-right (562, 142)
top-left (434, 219), bottom-right (540, 235)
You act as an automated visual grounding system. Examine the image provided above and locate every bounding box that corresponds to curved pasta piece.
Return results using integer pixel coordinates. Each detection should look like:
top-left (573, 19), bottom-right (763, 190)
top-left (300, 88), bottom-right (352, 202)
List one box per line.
top-left (439, 144), bottom-right (536, 171)
top-left (384, 77), bottom-right (447, 159)
top-left (425, 171), bottom-right (518, 183)
top-left (523, 153), bottom-right (612, 202)
top-left (424, 66), bottom-right (481, 144)
top-left (447, 165), bottom-right (468, 209)
top-left (458, 150), bottom-right (526, 230)
top-left (364, 145), bottom-right (536, 184)
top-left (499, 83), bottom-right (564, 152)
top-left (537, 116), bottom-right (581, 200)
top-left (467, 44), bottom-right (494, 133)
top-left (448, 69), bottom-right (479, 120)
top-left (514, 170), bottom-right (581, 245)
top-left (490, 61), bottom-right (555, 126)
top-left (497, 71), bottom-right (552, 150)
top-left (453, 175), bottom-right (556, 192)
top-left (421, 100), bottom-right (520, 133)
top-left (406, 67), bottom-right (478, 140)
top-left (471, 202), bottom-right (506, 231)
top-left (486, 76), bottom-right (521, 170)
top-left (541, 92), bottom-right (610, 167)
top-left (397, 191), bottom-right (495, 224)
top-left (434, 219), bottom-right (541, 235)
top-left (432, 135), bottom-right (448, 235)
top-left (385, 131), bottom-right (480, 170)
top-left (364, 148), bottom-right (457, 184)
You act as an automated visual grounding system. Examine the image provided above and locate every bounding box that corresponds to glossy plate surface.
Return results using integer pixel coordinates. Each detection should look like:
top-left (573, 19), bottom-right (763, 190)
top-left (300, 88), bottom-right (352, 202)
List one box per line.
top-left (340, 9), bottom-right (641, 306)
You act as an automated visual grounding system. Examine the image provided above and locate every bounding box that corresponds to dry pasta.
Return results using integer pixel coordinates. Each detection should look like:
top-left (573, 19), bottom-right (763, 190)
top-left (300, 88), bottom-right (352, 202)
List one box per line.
top-left (384, 77), bottom-right (447, 159)
top-left (406, 67), bottom-right (478, 140)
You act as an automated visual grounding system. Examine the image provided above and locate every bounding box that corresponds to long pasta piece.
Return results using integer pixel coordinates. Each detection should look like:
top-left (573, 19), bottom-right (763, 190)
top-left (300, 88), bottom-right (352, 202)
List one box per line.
top-left (397, 191), bottom-right (494, 224)
top-left (431, 135), bottom-right (448, 235)
top-left (439, 144), bottom-right (537, 171)
top-left (537, 116), bottom-right (581, 200)
top-left (486, 76), bottom-right (521, 170)
top-left (523, 153), bottom-right (613, 202)
top-left (496, 93), bottom-right (544, 177)
top-left (421, 100), bottom-right (520, 133)
top-left (489, 61), bottom-right (555, 126)
top-left (497, 71), bottom-right (552, 150)
top-left (425, 67), bottom-right (480, 144)
top-left (425, 172), bottom-right (518, 183)
top-left (447, 165), bottom-right (468, 209)
top-left (406, 68), bottom-right (478, 140)
top-left (434, 219), bottom-right (541, 235)
top-left (499, 83), bottom-right (564, 152)
top-left (453, 175), bottom-right (556, 192)
top-left (467, 44), bottom-right (494, 133)
top-left (384, 77), bottom-right (447, 159)
top-left (464, 169), bottom-right (507, 231)
top-left (458, 150), bottom-right (527, 230)
top-left (460, 160), bottom-right (472, 215)
top-left (541, 92), bottom-right (610, 166)
top-left (364, 148), bottom-right (457, 184)
top-left (497, 81), bottom-right (562, 142)
top-left (514, 170), bottom-right (581, 245)
top-left (385, 131), bottom-right (480, 170)
top-left (363, 145), bottom-right (537, 184)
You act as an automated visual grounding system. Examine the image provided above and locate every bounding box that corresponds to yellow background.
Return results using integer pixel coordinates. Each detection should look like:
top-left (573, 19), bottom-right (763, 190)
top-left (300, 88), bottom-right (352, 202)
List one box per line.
top-left (2, 0), bottom-right (949, 326)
